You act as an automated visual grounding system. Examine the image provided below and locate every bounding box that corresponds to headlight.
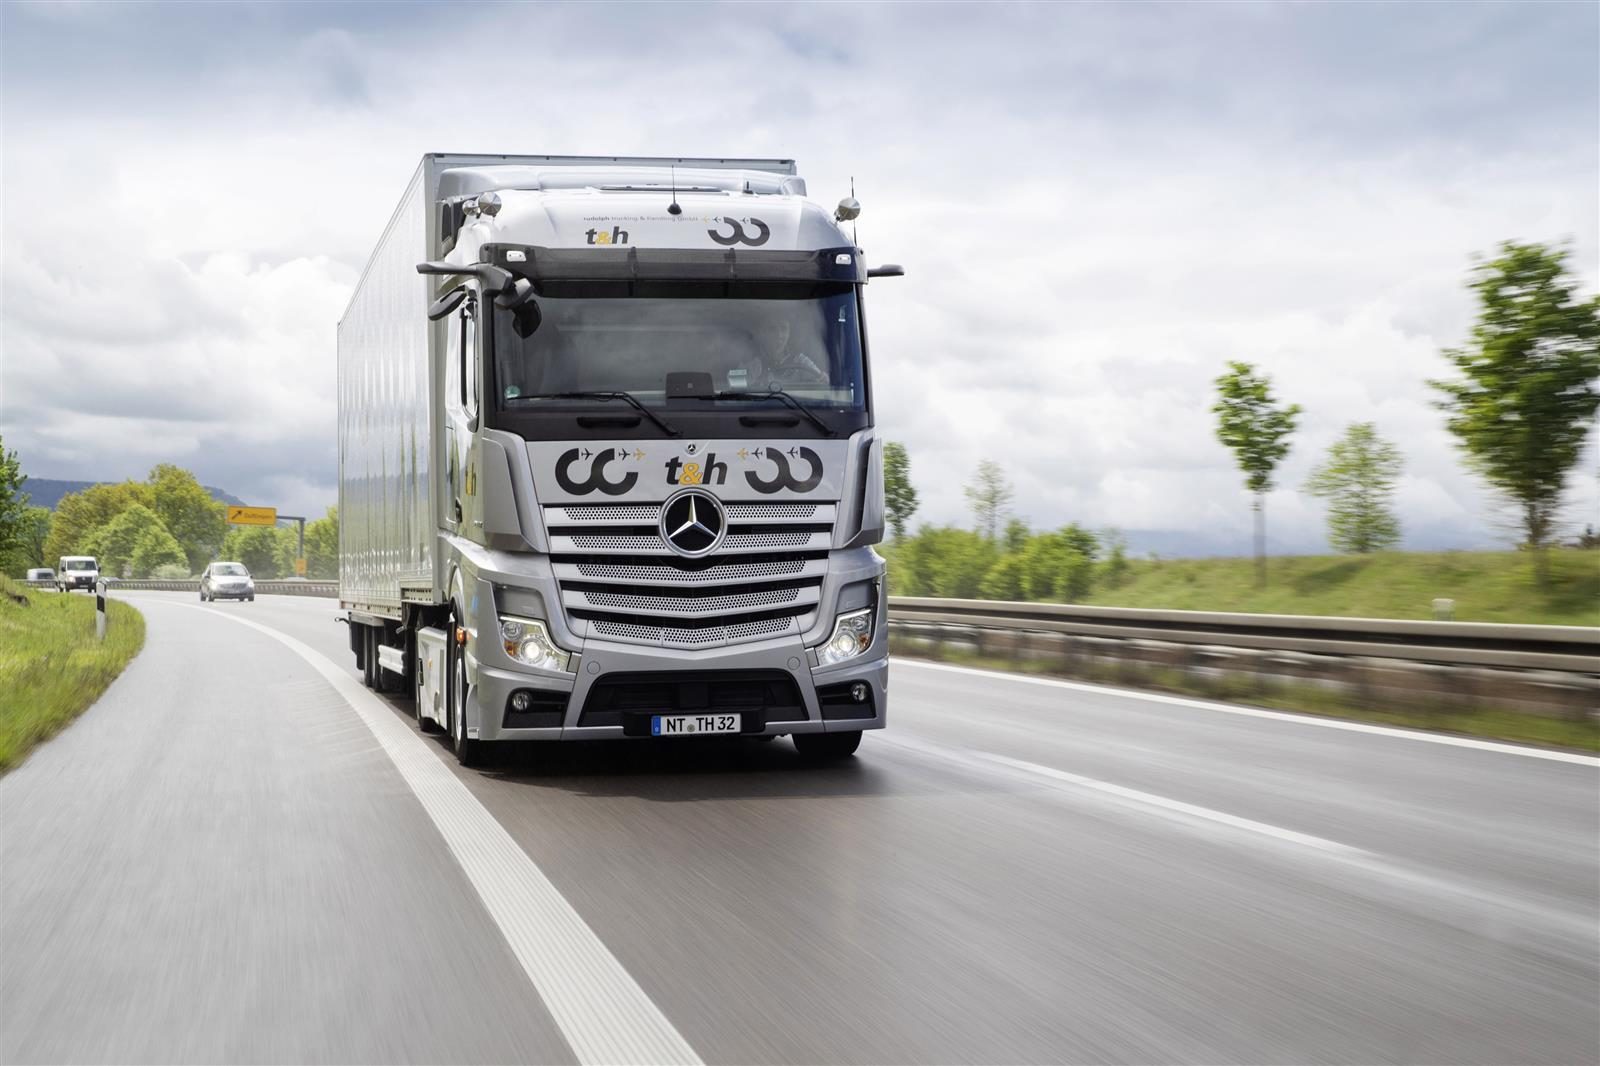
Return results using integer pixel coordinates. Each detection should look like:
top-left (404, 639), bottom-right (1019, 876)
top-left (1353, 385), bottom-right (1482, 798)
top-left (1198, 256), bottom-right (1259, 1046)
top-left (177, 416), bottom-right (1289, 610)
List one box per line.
top-left (498, 616), bottom-right (573, 672)
top-left (817, 607), bottom-right (874, 666)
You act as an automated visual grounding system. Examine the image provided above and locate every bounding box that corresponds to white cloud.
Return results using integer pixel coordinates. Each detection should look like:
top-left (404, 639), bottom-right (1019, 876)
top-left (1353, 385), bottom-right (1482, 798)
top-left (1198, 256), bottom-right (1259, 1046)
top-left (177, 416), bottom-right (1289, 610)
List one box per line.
top-left (1, 1), bottom-right (1594, 549)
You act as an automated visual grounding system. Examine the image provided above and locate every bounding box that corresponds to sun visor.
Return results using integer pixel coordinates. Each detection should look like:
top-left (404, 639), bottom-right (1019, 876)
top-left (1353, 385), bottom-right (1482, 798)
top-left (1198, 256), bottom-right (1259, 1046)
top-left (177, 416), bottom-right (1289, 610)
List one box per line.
top-left (480, 244), bottom-right (865, 284)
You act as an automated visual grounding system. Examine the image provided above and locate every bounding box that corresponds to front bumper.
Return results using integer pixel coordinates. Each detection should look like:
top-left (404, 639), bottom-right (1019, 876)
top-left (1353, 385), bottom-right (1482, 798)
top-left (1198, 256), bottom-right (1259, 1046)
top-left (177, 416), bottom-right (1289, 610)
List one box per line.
top-left (469, 640), bottom-right (888, 742)
top-left (210, 586), bottom-right (254, 599)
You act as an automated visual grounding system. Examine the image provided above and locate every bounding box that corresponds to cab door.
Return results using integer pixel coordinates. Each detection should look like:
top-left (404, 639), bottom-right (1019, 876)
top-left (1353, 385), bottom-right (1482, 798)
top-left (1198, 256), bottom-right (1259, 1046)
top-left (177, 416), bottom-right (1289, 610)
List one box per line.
top-left (442, 291), bottom-right (482, 542)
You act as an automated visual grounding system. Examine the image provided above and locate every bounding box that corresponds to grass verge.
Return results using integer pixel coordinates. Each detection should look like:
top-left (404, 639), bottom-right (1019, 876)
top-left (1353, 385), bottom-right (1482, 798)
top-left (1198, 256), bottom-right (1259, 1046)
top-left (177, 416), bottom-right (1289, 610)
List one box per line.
top-left (0, 577), bottom-right (146, 773)
top-left (892, 638), bottom-right (1600, 753)
top-left (881, 546), bottom-right (1600, 625)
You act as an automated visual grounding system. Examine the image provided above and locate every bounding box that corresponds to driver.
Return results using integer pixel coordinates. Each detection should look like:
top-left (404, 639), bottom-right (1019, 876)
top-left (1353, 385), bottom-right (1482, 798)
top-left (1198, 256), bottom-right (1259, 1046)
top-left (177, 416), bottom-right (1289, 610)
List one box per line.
top-left (755, 319), bottom-right (827, 388)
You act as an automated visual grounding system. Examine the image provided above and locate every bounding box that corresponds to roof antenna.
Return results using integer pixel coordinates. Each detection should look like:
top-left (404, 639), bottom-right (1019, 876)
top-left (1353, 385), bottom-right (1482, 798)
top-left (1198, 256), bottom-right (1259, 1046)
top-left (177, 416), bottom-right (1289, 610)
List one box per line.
top-left (667, 166), bottom-right (682, 215)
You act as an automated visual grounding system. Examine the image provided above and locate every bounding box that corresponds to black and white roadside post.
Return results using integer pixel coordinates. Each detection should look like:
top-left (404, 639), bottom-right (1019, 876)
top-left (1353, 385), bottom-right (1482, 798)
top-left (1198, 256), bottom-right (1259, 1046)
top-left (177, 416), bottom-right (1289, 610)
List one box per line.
top-left (95, 578), bottom-right (108, 641)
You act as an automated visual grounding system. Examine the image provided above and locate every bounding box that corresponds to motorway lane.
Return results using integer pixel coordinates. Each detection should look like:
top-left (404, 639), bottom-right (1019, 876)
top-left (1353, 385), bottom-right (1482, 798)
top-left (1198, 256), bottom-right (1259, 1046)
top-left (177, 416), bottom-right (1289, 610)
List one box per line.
top-left (4, 590), bottom-right (1598, 1064)
top-left (1, 593), bottom-right (574, 1065)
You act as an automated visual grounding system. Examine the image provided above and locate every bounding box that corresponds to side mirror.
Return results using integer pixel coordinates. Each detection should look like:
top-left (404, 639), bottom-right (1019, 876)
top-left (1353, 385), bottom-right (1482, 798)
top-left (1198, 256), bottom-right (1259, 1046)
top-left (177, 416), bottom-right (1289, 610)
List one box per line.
top-left (511, 303), bottom-right (542, 339)
top-left (427, 286), bottom-right (469, 321)
top-left (867, 264), bottom-right (905, 278)
top-left (495, 277), bottom-right (542, 338)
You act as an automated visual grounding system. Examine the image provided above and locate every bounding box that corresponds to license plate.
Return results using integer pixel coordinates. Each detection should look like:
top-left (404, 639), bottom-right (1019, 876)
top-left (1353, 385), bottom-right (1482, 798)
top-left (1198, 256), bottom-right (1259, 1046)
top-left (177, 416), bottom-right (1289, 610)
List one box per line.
top-left (651, 713), bottom-right (741, 736)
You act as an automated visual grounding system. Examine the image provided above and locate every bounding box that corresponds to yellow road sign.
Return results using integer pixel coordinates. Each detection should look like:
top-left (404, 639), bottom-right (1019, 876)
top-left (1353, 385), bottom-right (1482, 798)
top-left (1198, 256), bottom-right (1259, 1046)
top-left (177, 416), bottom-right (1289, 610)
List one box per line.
top-left (227, 505), bottom-right (277, 527)
top-left (294, 557), bottom-right (307, 576)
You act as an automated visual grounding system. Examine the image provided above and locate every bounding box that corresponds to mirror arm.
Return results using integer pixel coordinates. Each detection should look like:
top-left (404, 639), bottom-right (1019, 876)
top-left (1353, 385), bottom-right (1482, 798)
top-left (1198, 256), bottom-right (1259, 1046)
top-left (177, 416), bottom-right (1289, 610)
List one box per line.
top-left (416, 260), bottom-right (515, 295)
top-left (867, 265), bottom-right (905, 278)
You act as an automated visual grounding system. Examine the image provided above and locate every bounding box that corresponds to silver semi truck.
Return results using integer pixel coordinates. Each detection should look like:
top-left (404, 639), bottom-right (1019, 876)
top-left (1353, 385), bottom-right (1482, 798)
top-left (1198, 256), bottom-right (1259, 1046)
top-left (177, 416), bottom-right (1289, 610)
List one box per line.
top-left (338, 154), bottom-right (900, 766)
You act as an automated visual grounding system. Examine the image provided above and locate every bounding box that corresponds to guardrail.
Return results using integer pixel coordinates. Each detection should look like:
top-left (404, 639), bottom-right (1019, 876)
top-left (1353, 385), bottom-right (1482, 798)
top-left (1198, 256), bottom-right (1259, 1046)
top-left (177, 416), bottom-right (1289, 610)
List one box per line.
top-left (26, 579), bottom-right (338, 597)
top-left (20, 582), bottom-right (1600, 670)
top-left (887, 597), bottom-right (1600, 674)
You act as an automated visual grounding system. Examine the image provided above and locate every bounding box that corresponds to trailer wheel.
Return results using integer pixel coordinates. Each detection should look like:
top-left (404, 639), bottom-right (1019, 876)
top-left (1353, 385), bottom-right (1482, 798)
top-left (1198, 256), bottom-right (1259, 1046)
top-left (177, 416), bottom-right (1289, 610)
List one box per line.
top-left (793, 731), bottom-right (863, 761)
top-left (448, 626), bottom-right (483, 767)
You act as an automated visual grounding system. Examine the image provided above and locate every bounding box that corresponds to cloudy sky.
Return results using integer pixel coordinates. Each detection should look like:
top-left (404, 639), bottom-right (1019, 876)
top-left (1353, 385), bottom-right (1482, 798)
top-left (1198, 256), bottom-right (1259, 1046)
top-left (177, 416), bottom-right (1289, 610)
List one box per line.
top-left (2, 1), bottom-right (1595, 555)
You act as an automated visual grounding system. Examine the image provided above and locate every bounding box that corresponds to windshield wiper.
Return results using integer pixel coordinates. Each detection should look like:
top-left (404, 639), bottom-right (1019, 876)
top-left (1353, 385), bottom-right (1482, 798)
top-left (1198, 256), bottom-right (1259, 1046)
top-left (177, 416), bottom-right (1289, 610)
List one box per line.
top-left (715, 390), bottom-right (837, 437)
top-left (543, 391), bottom-right (680, 437)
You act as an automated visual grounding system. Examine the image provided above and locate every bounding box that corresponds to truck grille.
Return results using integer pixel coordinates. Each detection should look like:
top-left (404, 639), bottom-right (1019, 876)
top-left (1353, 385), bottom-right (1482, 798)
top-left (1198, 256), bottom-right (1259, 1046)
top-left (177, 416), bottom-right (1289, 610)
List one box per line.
top-left (547, 501), bottom-right (834, 647)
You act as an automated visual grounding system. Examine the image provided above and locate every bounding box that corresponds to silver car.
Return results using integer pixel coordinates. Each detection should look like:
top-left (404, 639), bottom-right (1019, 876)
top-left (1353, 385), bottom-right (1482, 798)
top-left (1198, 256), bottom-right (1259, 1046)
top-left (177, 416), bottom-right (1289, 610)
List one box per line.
top-left (200, 562), bottom-right (255, 602)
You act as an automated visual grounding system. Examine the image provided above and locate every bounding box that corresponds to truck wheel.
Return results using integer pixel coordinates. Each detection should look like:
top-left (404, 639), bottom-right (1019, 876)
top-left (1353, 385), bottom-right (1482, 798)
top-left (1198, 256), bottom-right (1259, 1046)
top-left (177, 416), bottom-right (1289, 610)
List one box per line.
top-left (793, 731), bottom-right (863, 761)
top-left (448, 631), bottom-right (483, 768)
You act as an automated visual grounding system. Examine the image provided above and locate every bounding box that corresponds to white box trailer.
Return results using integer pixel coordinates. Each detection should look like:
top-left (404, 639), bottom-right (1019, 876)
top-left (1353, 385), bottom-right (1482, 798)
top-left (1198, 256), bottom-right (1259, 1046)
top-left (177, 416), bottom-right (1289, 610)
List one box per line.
top-left (337, 153), bottom-right (901, 766)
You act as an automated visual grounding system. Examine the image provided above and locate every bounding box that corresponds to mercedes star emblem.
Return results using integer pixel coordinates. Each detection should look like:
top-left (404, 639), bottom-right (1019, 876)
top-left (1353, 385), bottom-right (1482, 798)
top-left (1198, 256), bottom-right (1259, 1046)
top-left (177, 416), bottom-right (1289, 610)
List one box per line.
top-left (659, 488), bottom-right (727, 558)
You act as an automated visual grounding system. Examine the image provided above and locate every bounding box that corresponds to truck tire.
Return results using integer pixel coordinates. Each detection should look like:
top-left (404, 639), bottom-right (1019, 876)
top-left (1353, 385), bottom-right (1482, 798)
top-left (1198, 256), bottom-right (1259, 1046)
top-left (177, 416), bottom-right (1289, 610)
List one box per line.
top-left (793, 731), bottom-right (863, 761)
top-left (448, 629), bottom-right (483, 767)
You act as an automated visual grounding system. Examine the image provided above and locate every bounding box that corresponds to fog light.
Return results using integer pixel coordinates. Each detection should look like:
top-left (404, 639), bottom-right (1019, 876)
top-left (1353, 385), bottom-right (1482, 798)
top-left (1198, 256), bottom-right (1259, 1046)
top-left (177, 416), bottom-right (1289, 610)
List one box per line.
top-left (817, 607), bottom-right (874, 666)
top-left (851, 682), bottom-right (868, 702)
top-left (510, 690), bottom-right (532, 712)
top-left (498, 616), bottom-right (573, 673)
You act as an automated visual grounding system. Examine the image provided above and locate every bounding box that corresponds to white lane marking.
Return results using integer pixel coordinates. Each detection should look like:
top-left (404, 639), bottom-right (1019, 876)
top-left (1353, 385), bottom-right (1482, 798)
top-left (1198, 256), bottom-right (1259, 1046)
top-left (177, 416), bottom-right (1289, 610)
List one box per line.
top-left (175, 604), bottom-right (701, 1066)
top-left (882, 733), bottom-right (1364, 855)
top-left (883, 733), bottom-right (1599, 958)
top-left (896, 659), bottom-right (1600, 766)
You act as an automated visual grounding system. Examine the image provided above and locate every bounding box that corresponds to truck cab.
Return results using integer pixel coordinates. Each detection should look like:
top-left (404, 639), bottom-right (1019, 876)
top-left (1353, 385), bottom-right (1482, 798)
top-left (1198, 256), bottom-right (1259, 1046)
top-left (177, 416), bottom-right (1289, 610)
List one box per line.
top-left (339, 155), bottom-right (897, 766)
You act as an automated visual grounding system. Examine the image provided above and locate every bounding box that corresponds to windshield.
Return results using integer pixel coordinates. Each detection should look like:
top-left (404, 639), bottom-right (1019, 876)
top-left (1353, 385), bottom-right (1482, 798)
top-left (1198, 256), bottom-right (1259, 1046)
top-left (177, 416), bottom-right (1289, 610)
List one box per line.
top-left (492, 281), bottom-right (865, 413)
top-left (63, 559), bottom-right (96, 571)
top-left (213, 564), bottom-right (249, 576)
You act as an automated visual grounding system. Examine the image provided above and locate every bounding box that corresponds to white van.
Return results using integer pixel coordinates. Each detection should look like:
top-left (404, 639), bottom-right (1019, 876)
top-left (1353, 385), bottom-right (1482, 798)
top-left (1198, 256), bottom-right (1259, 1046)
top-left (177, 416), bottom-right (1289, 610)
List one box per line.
top-left (57, 556), bottom-right (100, 593)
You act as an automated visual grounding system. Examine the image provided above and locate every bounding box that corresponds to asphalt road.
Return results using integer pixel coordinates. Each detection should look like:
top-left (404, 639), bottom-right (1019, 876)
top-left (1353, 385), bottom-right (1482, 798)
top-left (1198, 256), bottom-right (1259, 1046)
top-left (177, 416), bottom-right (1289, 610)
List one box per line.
top-left (3, 591), bottom-right (1596, 1065)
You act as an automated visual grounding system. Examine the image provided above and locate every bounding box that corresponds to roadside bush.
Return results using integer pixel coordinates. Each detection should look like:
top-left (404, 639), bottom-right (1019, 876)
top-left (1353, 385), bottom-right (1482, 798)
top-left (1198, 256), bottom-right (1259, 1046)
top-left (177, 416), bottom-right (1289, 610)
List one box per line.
top-left (979, 554), bottom-right (1025, 600)
top-left (1018, 532), bottom-right (1095, 602)
top-left (896, 526), bottom-right (998, 598)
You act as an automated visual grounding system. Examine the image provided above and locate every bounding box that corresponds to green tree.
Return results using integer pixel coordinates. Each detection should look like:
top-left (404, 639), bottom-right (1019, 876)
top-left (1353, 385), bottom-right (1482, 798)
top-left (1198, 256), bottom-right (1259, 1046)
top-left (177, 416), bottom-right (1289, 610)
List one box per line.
top-left (92, 504), bottom-right (171, 578)
top-left (1303, 422), bottom-right (1403, 553)
top-left (1212, 361), bottom-right (1301, 587)
top-left (1058, 522), bottom-right (1100, 564)
top-left (43, 481), bottom-right (152, 563)
top-left (146, 464), bottom-right (227, 572)
top-left (221, 525), bottom-right (295, 578)
top-left (0, 436), bottom-right (29, 566)
top-left (130, 523), bottom-right (188, 577)
top-left (1100, 529), bottom-right (1131, 589)
top-left (896, 526), bottom-right (998, 598)
top-left (304, 506), bottom-right (339, 579)
top-left (964, 459), bottom-right (1013, 540)
top-left (1001, 517), bottom-right (1031, 555)
top-left (2, 506), bottom-right (52, 577)
top-left (882, 442), bottom-right (919, 541)
top-left (1431, 241), bottom-right (1600, 559)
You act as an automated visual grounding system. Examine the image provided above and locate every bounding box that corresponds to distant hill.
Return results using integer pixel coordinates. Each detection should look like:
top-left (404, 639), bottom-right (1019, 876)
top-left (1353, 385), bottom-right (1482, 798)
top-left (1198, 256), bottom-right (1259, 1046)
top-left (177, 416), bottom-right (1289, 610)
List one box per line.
top-left (22, 478), bottom-right (247, 511)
